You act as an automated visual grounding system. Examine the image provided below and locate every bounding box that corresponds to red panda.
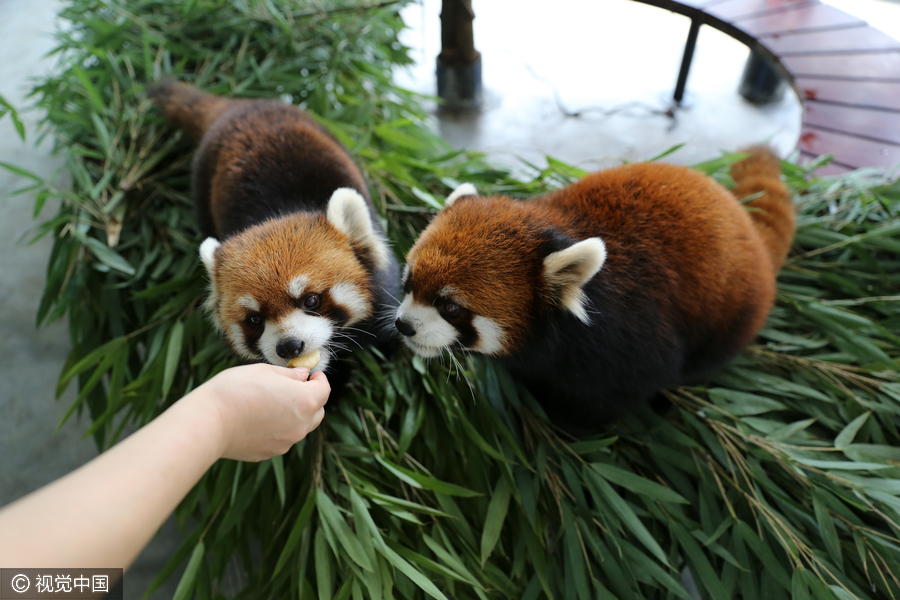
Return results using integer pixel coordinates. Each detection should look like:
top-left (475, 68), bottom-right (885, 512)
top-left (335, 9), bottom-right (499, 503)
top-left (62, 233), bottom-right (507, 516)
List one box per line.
top-left (150, 80), bottom-right (400, 385)
top-left (395, 148), bottom-right (795, 433)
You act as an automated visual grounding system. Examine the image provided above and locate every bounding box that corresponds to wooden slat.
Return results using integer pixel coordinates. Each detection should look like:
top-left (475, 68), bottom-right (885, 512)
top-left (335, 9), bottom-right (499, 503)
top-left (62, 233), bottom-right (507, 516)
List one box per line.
top-left (707, 0), bottom-right (818, 21)
top-left (765, 25), bottom-right (900, 55)
top-left (803, 103), bottom-right (900, 146)
top-left (798, 127), bottom-right (900, 170)
top-left (795, 78), bottom-right (900, 111)
top-left (738, 4), bottom-right (863, 36)
top-left (782, 52), bottom-right (900, 81)
top-left (635, 0), bottom-right (900, 173)
top-left (691, 0), bottom-right (734, 8)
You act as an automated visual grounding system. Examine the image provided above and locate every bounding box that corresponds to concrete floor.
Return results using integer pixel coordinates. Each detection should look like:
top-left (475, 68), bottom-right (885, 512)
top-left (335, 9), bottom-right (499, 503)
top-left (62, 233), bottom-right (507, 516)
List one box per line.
top-left (395, 0), bottom-right (804, 176)
top-left (1, 0), bottom-right (897, 596)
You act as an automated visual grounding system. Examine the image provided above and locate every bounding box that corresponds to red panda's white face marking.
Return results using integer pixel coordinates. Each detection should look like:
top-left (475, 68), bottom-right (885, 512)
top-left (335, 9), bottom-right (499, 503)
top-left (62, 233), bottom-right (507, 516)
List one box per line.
top-left (395, 190), bottom-right (607, 359)
top-left (330, 282), bottom-right (370, 324)
top-left (227, 323), bottom-right (254, 359)
top-left (199, 188), bottom-right (391, 369)
top-left (237, 295), bottom-right (260, 311)
top-left (471, 315), bottom-right (505, 354)
top-left (288, 275), bottom-right (310, 299)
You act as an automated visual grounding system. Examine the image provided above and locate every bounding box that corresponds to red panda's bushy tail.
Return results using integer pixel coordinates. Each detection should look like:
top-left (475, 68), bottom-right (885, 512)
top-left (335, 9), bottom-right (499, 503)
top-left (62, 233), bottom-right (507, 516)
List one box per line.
top-left (148, 78), bottom-right (233, 140)
top-left (729, 146), bottom-right (796, 272)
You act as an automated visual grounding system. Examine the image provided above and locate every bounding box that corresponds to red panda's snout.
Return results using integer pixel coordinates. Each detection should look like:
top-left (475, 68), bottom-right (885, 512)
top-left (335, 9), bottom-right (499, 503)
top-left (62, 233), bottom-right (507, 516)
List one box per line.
top-left (248, 305), bottom-right (338, 371)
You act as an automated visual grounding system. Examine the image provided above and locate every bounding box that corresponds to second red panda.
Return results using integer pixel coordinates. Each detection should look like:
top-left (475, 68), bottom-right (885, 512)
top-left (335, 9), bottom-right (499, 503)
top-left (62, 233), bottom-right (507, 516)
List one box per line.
top-left (394, 148), bottom-right (795, 433)
top-left (150, 80), bottom-right (400, 385)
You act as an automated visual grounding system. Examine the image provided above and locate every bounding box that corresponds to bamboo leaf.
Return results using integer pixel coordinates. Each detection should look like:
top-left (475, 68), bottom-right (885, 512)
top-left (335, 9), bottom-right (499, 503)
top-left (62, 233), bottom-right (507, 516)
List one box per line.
top-left (0, 94), bottom-right (26, 140)
top-left (316, 489), bottom-right (374, 573)
top-left (315, 528), bottom-right (332, 600)
top-left (81, 236), bottom-right (136, 276)
top-left (733, 521), bottom-right (792, 591)
top-left (270, 454), bottom-right (286, 507)
top-left (171, 542), bottom-right (204, 600)
top-left (375, 455), bottom-right (480, 497)
top-left (813, 489), bottom-right (844, 570)
top-left (162, 320), bottom-right (184, 399)
top-left (480, 475), bottom-right (511, 565)
top-left (792, 568), bottom-right (811, 600)
top-left (0, 161), bottom-right (43, 182)
top-left (272, 491), bottom-right (316, 578)
top-left (587, 469), bottom-right (671, 567)
top-left (591, 462), bottom-right (690, 504)
top-left (377, 544), bottom-right (449, 600)
top-left (71, 64), bottom-right (107, 114)
top-left (671, 523), bottom-right (730, 600)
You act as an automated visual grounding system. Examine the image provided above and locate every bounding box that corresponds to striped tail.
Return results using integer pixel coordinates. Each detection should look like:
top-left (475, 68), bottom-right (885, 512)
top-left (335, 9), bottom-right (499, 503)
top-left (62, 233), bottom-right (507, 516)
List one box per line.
top-left (148, 78), bottom-right (233, 140)
top-left (729, 146), bottom-right (796, 272)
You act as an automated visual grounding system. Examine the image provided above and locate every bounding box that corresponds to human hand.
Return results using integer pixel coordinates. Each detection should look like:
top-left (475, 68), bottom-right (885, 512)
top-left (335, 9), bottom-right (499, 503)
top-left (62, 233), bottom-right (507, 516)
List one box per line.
top-left (190, 363), bottom-right (331, 462)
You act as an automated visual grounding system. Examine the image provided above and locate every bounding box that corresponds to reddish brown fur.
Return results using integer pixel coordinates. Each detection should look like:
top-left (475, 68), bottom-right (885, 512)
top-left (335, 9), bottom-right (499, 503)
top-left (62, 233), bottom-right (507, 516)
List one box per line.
top-left (149, 79), bottom-right (234, 140)
top-left (408, 147), bottom-right (794, 359)
top-left (214, 215), bottom-right (373, 332)
top-left (729, 145), bottom-right (796, 272)
top-left (408, 199), bottom-right (563, 351)
top-left (540, 156), bottom-right (785, 356)
top-left (150, 80), bottom-right (401, 377)
top-left (151, 79), bottom-right (371, 240)
top-left (199, 102), bottom-right (370, 238)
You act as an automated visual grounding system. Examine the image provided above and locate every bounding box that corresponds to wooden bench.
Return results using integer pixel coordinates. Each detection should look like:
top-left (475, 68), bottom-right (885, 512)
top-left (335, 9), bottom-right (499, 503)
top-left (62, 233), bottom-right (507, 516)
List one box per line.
top-left (634, 0), bottom-right (900, 175)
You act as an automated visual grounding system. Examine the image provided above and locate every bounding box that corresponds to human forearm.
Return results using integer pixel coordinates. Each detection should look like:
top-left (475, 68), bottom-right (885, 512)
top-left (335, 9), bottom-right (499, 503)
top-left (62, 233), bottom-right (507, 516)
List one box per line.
top-left (0, 389), bottom-right (224, 568)
top-left (0, 364), bottom-right (329, 569)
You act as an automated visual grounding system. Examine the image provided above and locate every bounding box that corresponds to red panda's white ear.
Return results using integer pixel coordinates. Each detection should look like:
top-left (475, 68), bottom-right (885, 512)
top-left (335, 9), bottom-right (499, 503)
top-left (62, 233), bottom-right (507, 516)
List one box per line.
top-left (445, 183), bottom-right (477, 208)
top-left (199, 237), bottom-right (224, 331)
top-left (326, 188), bottom-right (391, 271)
top-left (542, 237), bottom-right (606, 324)
top-left (199, 238), bottom-right (221, 277)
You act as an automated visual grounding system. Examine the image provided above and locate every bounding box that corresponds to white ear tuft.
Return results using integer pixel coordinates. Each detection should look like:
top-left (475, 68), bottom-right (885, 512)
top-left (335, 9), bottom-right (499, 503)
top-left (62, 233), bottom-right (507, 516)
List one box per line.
top-left (199, 238), bottom-right (221, 276)
top-left (542, 237), bottom-right (606, 324)
top-left (445, 183), bottom-right (477, 208)
top-left (198, 237), bottom-right (224, 331)
top-left (326, 187), bottom-right (391, 271)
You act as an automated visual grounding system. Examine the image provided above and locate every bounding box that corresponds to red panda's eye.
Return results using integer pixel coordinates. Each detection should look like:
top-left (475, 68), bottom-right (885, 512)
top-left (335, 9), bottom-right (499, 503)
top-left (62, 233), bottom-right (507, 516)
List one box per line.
top-left (247, 314), bottom-right (264, 328)
top-left (443, 302), bottom-right (460, 315)
top-left (304, 294), bottom-right (321, 310)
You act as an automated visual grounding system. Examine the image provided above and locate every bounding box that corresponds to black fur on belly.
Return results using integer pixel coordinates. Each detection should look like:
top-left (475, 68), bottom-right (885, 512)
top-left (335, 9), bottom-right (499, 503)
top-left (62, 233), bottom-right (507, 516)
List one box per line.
top-left (499, 284), bottom-right (684, 435)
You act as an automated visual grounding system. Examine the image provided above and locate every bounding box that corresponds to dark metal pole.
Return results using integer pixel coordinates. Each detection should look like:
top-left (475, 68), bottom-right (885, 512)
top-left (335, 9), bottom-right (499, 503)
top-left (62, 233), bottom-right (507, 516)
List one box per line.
top-left (673, 18), bottom-right (701, 105)
top-left (436, 0), bottom-right (482, 110)
top-left (738, 49), bottom-right (786, 104)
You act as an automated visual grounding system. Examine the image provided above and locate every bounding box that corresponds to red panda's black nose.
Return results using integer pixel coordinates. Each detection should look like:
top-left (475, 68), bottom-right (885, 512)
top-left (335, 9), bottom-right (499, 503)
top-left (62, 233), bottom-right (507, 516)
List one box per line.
top-left (395, 318), bottom-right (416, 337)
top-left (276, 338), bottom-right (305, 359)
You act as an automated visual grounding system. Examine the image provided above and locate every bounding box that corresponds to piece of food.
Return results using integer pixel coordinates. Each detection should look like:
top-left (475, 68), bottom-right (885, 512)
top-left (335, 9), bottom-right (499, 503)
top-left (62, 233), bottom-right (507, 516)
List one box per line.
top-left (287, 349), bottom-right (321, 370)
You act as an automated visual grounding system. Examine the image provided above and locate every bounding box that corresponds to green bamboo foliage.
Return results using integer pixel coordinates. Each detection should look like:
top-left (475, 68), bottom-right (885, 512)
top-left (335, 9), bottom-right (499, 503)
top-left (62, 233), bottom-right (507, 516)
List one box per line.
top-left (5, 1), bottom-right (900, 598)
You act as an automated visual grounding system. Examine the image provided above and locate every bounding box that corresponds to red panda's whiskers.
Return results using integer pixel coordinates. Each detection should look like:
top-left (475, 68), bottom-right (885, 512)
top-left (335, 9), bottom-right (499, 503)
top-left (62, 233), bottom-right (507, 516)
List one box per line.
top-left (446, 349), bottom-right (475, 403)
